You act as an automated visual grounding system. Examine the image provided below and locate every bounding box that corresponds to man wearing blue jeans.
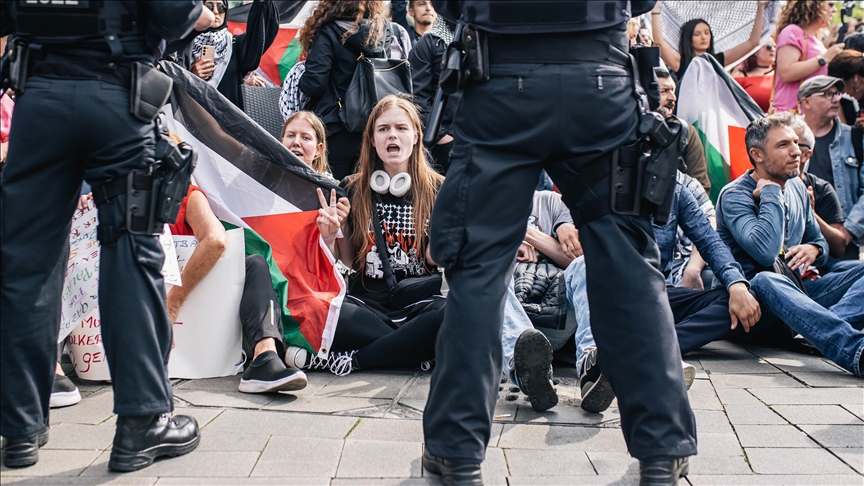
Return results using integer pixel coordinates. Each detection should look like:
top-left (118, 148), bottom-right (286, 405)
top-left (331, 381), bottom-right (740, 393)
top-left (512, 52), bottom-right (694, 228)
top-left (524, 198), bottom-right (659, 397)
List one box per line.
top-left (717, 113), bottom-right (864, 377)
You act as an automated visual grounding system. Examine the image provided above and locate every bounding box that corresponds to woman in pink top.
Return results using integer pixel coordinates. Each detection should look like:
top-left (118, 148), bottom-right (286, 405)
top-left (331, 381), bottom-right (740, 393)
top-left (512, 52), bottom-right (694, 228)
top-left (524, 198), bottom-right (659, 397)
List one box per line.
top-left (774, 0), bottom-right (844, 112)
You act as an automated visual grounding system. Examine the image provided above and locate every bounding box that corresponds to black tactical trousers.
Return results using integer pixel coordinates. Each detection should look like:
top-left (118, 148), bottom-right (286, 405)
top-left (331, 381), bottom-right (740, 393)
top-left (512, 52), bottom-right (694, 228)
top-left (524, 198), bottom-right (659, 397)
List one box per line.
top-left (423, 46), bottom-right (698, 461)
top-left (0, 78), bottom-right (174, 439)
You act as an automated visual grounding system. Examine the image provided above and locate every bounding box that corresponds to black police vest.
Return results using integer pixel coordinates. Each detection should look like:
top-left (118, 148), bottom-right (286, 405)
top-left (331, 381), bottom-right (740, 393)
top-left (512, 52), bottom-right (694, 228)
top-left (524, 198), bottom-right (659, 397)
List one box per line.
top-left (14, 0), bottom-right (142, 42)
top-left (453, 1), bottom-right (632, 34)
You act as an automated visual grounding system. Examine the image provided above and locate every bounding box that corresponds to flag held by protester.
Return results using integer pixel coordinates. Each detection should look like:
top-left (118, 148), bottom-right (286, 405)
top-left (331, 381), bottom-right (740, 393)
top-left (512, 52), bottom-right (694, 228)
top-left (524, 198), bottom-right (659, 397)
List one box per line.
top-left (677, 55), bottom-right (765, 202)
top-left (159, 60), bottom-right (345, 358)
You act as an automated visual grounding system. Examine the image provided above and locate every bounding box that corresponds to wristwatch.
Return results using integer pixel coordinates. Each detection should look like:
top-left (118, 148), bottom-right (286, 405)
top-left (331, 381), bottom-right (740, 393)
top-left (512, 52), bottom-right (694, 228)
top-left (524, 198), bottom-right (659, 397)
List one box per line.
top-left (818, 56), bottom-right (827, 67)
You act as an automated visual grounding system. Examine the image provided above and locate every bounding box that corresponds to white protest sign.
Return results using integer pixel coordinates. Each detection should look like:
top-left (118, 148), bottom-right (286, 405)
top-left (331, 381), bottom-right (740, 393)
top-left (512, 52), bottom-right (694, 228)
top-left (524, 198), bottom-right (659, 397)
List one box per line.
top-left (160, 224), bottom-right (182, 287)
top-left (167, 228), bottom-right (246, 379)
top-left (59, 204), bottom-right (100, 344)
top-left (66, 308), bottom-right (111, 381)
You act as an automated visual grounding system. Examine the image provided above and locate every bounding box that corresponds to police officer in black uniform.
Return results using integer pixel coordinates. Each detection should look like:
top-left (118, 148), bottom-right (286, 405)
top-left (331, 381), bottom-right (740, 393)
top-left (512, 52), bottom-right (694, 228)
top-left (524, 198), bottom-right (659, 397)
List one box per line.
top-left (422, 2), bottom-right (697, 485)
top-left (1, 0), bottom-right (212, 471)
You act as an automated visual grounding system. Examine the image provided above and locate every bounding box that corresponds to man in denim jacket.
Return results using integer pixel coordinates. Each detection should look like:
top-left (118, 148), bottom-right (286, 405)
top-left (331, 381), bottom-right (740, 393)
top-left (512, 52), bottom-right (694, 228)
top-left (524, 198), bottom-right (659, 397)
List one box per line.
top-left (800, 76), bottom-right (864, 259)
top-left (716, 113), bottom-right (864, 377)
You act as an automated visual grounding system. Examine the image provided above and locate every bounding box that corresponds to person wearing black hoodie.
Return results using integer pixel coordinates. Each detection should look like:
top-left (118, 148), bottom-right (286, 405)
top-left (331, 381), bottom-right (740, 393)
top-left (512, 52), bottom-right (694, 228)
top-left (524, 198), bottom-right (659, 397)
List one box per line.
top-left (299, 0), bottom-right (393, 181)
top-left (183, 0), bottom-right (278, 108)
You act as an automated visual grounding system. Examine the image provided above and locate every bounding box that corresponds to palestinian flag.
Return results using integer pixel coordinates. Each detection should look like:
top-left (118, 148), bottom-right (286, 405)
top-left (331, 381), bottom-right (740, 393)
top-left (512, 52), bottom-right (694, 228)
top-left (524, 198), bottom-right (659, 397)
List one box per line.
top-left (227, 0), bottom-right (317, 86)
top-left (160, 61), bottom-right (345, 357)
top-left (677, 54), bottom-right (765, 202)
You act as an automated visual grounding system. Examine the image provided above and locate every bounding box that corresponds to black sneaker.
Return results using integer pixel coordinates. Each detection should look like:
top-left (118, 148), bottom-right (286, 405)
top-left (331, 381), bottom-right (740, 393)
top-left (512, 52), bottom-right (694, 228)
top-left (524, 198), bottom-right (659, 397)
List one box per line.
top-left (512, 329), bottom-right (558, 412)
top-left (239, 351), bottom-right (308, 394)
top-left (50, 374), bottom-right (81, 409)
top-left (579, 347), bottom-right (615, 413)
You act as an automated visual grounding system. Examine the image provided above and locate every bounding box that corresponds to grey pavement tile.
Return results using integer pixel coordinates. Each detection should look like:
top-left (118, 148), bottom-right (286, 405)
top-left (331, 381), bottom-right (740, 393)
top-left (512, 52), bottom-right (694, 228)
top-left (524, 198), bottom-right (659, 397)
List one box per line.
top-left (346, 417), bottom-right (423, 442)
top-left (81, 450), bottom-right (260, 478)
top-left (492, 402), bottom-right (520, 423)
top-left (316, 372), bottom-right (414, 399)
top-left (337, 440), bottom-right (422, 478)
top-left (693, 410), bottom-right (735, 434)
top-left (204, 409), bottom-right (357, 439)
top-left (698, 358), bottom-right (779, 375)
top-left (696, 340), bottom-right (754, 356)
top-left (250, 436), bottom-right (343, 478)
top-left (507, 476), bottom-right (641, 485)
top-left (157, 479), bottom-right (329, 485)
top-left (497, 424), bottom-right (628, 452)
top-left (713, 388), bottom-right (763, 406)
top-left (41, 423), bottom-right (115, 451)
top-left (686, 475), bottom-right (864, 485)
top-left (688, 433), bottom-right (750, 475)
top-left (733, 424), bottom-right (820, 448)
top-left (401, 375), bottom-right (431, 401)
top-left (1, 477), bottom-right (156, 486)
top-left (831, 448), bottom-right (864, 474)
top-left (799, 424), bottom-right (864, 448)
top-left (752, 350), bottom-right (848, 372)
top-left (748, 387), bottom-right (864, 406)
top-left (398, 399), bottom-right (427, 413)
top-left (0, 450), bottom-right (101, 477)
top-left (262, 395), bottom-right (391, 414)
top-left (172, 389), bottom-right (274, 409)
top-left (585, 451), bottom-right (638, 476)
top-left (722, 404), bottom-right (787, 425)
top-left (686, 379), bottom-right (724, 411)
top-left (68, 378), bottom-right (112, 394)
top-left (503, 449), bottom-right (595, 476)
top-left (791, 371), bottom-right (863, 388)
top-left (331, 480), bottom-right (438, 486)
top-left (195, 431), bottom-right (271, 452)
top-left (49, 389), bottom-right (115, 425)
top-left (708, 373), bottom-right (805, 389)
top-left (772, 405), bottom-right (864, 425)
top-left (175, 376), bottom-right (242, 392)
top-left (481, 447), bottom-right (509, 481)
top-left (514, 403), bottom-right (620, 425)
top-left (744, 447), bottom-right (858, 475)
top-left (169, 407), bottom-right (225, 429)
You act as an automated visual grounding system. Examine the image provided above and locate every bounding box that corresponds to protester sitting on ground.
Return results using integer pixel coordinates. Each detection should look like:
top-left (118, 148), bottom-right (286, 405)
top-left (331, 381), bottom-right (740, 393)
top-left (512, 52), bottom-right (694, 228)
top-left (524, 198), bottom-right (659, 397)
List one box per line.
top-left (281, 111), bottom-right (333, 178)
top-left (716, 112), bottom-right (864, 377)
top-left (651, 0), bottom-right (768, 80)
top-left (299, 0), bottom-right (393, 181)
top-left (791, 118), bottom-right (852, 260)
top-left (799, 76), bottom-right (864, 261)
top-left (655, 68), bottom-right (711, 194)
top-left (187, 0), bottom-right (279, 107)
top-left (287, 95), bottom-right (446, 376)
top-left (409, 15), bottom-right (457, 174)
top-left (828, 49), bottom-right (864, 126)
top-left (733, 42), bottom-right (777, 113)
top-left (167, 184), bottom-right (308, 394)
top-left (772, 0), bottom-right (845, 113)
top-left (568, 173), bottom-right (762, 412)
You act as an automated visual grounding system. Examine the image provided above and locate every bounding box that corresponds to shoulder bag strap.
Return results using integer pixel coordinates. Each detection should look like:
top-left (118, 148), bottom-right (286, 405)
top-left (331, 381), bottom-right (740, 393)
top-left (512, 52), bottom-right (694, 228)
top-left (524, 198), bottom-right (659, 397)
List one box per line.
top-left (371, 205), bottom-right (399, 289)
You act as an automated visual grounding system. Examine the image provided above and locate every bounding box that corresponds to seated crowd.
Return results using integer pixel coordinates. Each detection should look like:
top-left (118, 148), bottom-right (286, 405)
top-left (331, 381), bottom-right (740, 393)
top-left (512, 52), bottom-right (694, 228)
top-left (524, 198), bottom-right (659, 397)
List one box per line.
top-left (36, 0), bottom-right (862, 413)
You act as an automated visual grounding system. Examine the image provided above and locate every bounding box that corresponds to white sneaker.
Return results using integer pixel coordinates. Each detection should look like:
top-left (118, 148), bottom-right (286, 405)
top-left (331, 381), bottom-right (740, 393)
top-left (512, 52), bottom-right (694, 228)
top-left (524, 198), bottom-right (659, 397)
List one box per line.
top-left (50, 374), bottom-right (81, 408)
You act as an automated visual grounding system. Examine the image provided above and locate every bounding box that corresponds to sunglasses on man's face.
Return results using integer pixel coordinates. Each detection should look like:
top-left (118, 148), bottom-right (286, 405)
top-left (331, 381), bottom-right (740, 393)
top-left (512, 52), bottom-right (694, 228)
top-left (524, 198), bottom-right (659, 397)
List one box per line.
top-left (205, 3), bottom-right (226, 13)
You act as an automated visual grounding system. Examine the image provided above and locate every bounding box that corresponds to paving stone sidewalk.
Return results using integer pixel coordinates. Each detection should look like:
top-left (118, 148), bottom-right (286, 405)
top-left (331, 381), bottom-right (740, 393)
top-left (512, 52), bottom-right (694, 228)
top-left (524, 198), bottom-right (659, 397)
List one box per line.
top-left (2, 340), bottom-right (862, 485)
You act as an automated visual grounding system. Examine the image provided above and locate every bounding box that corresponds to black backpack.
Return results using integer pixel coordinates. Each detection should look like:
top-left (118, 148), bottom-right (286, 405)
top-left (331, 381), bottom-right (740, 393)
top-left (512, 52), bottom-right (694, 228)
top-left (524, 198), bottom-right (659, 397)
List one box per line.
top-left (334, 23), bottom-right (413, 133)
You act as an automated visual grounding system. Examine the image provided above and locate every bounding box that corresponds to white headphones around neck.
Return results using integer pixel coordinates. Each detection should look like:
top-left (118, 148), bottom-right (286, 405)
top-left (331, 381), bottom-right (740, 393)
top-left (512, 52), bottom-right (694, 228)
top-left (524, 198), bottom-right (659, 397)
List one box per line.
top-left (370, 170), bottom-right (411, 197)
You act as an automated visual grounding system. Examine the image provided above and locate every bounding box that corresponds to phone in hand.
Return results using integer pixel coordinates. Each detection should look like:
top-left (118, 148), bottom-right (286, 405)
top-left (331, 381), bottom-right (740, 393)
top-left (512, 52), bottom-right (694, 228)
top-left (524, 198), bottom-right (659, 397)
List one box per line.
top-left (200, 45), bottom-right (215, 63)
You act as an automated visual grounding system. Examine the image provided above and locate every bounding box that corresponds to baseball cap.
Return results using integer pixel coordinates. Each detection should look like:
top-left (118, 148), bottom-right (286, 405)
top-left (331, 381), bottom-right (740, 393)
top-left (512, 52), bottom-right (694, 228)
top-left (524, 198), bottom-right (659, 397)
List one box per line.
top-left (798, 76), bottom-right (846, 102)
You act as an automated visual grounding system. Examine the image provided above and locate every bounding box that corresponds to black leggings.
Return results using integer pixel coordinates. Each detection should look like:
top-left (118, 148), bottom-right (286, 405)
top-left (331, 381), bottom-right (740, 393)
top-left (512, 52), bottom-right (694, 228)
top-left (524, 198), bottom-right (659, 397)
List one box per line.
top-left (326, 126), bottom-right (363, 181)
top-left (240, 255), bottom-right (285, 363)
top-left (333, 298), bottom-right (445, 369)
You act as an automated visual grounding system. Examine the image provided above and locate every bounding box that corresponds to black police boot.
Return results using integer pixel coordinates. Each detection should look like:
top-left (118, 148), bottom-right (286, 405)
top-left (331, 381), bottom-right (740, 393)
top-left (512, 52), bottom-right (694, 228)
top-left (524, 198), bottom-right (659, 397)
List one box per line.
top-left (108, 413), bottom-right (200, 472)
top-left (422, 449), bottom-right (483, 486)
top-left (639, 456), bottom-right (690, 486)
top-left (2, 428), bottom-right (49, 468)
top-left (512, 329), bottom-right (558, 412)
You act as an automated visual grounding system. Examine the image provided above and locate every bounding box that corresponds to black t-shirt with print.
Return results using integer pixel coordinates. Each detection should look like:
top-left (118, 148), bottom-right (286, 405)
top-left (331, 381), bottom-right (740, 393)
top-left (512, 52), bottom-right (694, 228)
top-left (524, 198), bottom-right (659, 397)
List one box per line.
top-left (809, 123), bottom-right (837, 188)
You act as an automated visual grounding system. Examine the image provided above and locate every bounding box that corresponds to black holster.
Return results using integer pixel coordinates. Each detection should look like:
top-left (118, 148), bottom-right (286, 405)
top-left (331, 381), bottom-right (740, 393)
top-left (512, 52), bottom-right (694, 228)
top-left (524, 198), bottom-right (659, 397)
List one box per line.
top-left (2, 38), bottom-right (31, 96)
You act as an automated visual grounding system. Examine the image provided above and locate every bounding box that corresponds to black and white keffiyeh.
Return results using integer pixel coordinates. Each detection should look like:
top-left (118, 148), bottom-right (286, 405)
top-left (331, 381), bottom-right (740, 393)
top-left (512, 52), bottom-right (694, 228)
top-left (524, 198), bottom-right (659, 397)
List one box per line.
top-left (279, 61), bottom-right (311, 120)
top-left (192, 28), bottom-right (233, 87)
top-left (428, 16), bottom-right (454, 46)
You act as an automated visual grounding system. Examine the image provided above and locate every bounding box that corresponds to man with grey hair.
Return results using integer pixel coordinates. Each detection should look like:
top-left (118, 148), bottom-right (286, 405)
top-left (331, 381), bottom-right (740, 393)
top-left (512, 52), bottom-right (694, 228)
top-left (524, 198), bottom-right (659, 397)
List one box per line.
top-left (790, 118), bottom-right (853, 259)
top-left (716, 113), bottom-right (864, 377)
top-left (799, 75), bottom-right (864, 261)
